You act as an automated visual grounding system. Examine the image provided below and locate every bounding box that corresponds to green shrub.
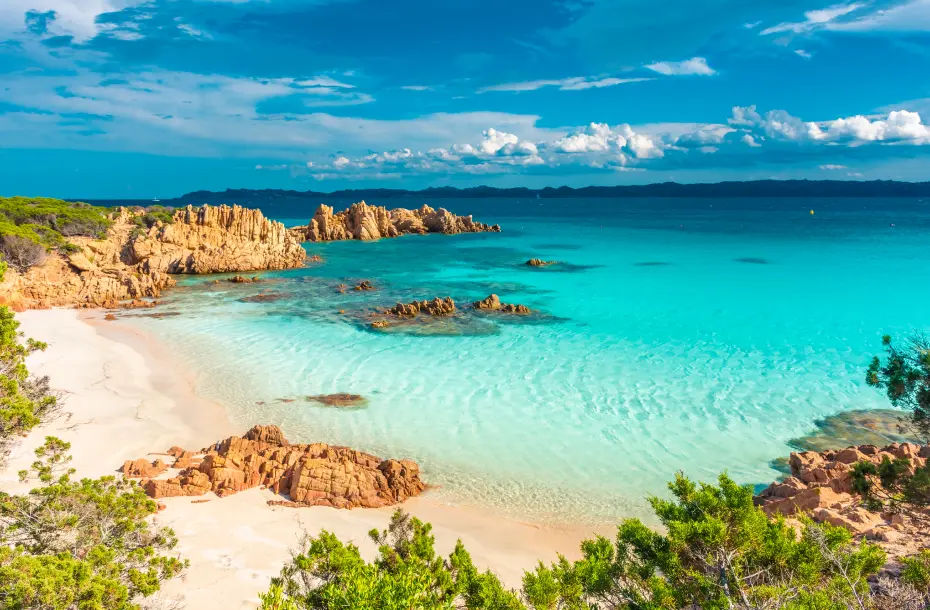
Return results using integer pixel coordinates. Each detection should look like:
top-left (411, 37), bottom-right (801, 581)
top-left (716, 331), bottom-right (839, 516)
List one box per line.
top-left (0, 438), bottom-right (186, 609)
top-left (261, 509), bottom-right (523, 610)
top-left (0, 197), bottom-right (111, 273)
top-left (0, 197), bottom-right (110, 240)
top-left (0, 302), bottom-right (57, 456)
top-left (262, 474), bottom-right (888, 610)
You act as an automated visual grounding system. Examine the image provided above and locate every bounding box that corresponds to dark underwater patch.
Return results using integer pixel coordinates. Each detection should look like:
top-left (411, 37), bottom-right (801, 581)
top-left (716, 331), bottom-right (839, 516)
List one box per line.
top-left (634, 261), bottom-right (672, 267)
top-left (531, 243), bottom-right (583, 251)
top-left (787, 409), bottom-right (918, 453)
top-left (734, 257), bottom-right (769, 265)
top-left (518, 261), bottom-right (603, 273)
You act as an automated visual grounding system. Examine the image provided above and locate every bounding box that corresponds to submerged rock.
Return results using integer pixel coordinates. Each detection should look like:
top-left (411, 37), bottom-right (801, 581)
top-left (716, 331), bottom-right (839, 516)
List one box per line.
top-left (306, 393), bottom-right (368, 408)
top-left (132, 425), bottom-right (425, 509)
top-left (238, 291), bottom-right (288, 303)
top-left (228, 275), bottom-right (261, 283)
top-left (290, 201), bottom-right (501, 242)
top-left (789, 409), bottom-right (919, 453)
top-left (354, 280), bottom-right (375, 291)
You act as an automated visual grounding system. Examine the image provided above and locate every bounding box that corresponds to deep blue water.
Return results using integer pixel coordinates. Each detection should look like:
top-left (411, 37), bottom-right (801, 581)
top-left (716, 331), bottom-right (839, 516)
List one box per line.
top-left (122, 197), bottom-right (930, 525)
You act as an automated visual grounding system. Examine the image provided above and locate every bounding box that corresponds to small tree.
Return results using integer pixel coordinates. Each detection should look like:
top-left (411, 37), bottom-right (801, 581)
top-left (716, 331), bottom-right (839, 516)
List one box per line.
top-left (0, 234), bottom-right (47, 273)
top-left (866, 334), bottom-right (930, 443)
top-left (0, 301), bottom-right (58, 459)
top-left (0, 438), bottom-right (186, 609)
top-left (851, 456), bottom-right (930, 524)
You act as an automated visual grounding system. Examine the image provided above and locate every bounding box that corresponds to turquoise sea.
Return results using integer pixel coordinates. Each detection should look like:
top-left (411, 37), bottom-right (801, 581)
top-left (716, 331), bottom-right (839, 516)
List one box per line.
top-left (123, 197), bottom-right (930, 526)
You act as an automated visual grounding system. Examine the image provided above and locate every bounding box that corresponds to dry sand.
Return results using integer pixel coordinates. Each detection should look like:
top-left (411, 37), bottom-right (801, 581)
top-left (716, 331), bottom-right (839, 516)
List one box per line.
top-left (1, 308), bottom-right (601, 609)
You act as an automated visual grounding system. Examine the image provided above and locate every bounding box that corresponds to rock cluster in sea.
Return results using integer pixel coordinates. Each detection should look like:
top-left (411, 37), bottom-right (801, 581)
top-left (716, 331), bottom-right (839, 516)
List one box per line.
top-left (385, 296), bottom-right (456, 317)
top-left (290, 201), bottom-right (501, 242)
top-left (526, 258), bottom-right (559, 267)
top-left (123, 425), bottom-right (425, 509)
top-left (472, 294), bottom-right (531, 314)
top-left (0, 205), bottom-right (305, 310)
top-left (755, 441), bottom-right (930, 559)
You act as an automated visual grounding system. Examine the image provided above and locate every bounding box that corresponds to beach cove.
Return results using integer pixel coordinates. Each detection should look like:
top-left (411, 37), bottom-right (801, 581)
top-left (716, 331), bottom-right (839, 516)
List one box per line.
top-left (112, 196), bottom-right (930, 526)
top-left (1, 308), bottom-right (598, 609)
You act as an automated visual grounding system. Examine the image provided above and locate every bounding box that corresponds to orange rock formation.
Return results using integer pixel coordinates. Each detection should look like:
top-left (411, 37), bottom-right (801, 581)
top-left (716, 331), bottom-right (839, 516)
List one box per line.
top-left (290, 201), bottom-right (500, 242)
top-left (123, 425), bottom-right (425, 510)
top-left (0, 205), bottom-right (305, 310)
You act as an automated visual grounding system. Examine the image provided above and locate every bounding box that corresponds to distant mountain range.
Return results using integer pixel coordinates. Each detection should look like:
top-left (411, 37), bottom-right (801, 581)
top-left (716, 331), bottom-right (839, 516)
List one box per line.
top-left (83, 180), bottom-right (930, 217)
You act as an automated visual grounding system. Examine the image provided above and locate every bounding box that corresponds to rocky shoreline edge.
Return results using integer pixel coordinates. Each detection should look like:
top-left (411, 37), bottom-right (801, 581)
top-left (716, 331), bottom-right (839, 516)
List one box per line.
top-left (0, 199), bottom-right (500, 311)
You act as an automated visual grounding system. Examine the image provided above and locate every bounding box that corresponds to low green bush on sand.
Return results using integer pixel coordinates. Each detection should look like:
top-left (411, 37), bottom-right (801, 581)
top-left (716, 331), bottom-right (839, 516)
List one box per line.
top-left (259, 471), bottom-right (930, 610)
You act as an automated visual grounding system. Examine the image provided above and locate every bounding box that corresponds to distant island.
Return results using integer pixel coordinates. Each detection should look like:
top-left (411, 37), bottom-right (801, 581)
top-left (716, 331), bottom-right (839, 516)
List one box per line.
top-left (80, 179), bottom-right (930, 212)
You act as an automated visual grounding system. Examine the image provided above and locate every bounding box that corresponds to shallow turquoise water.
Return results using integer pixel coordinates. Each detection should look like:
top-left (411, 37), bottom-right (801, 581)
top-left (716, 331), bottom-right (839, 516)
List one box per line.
top-left (123, 197), bottom-right (930, 525)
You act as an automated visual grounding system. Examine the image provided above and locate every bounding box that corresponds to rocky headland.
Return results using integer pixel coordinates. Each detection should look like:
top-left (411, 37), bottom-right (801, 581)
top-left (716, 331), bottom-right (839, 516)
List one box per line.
top-left (123, 424), bottom-right (424, 509)
top-left (0, 204), bottom-right (306, 310)
top-left (290, 201), bottom-right (500, 242)
top-left (755, 441), bottom-right (930, 561)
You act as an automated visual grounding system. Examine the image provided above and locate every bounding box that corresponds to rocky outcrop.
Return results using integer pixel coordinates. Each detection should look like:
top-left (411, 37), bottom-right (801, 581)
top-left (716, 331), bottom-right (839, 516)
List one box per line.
top-left (354, 280), bottom-right (374, 291)
top-left (526, 258), bottom-right (559, 267)
top-left (290, 202), bottom-right (501, 242)
top-left (473, 294), bottom-right (531, 314)
top-left (0, 205), bottom-right (305, 310)
top-left (385, 297), bottom-right (456, 317)
top-left (126, 425), bottom-right (425, 509)
top-left (132, 205), bottom-right (305, 274)
top-left (755, 441), bottom-right (930, 559)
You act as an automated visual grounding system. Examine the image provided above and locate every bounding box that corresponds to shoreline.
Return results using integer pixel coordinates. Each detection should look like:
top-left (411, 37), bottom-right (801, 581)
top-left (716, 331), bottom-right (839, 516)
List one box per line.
top-left (2, 308), bottom-right (604, 609)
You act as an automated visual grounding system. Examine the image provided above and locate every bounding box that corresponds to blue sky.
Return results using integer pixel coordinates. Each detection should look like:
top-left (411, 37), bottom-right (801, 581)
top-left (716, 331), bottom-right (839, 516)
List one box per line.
top-left (1, 0), bottom-right (930, 197)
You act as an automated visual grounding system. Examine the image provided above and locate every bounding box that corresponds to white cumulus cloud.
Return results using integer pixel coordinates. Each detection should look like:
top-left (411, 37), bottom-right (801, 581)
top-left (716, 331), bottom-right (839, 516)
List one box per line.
top-left (808, 110), bottom-right (930, 143)
top-left (645, 57), bottom-right (715, 76)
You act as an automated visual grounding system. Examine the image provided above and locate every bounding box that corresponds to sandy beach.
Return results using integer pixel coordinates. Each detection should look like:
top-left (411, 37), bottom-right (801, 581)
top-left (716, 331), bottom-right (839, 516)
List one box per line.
top-left (1, 308), bottom-right (599, 610)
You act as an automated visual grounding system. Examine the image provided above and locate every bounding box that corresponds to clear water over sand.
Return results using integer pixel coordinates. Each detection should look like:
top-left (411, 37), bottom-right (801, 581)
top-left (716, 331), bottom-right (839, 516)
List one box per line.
top-left (122, 197), bottom-right (930, 525)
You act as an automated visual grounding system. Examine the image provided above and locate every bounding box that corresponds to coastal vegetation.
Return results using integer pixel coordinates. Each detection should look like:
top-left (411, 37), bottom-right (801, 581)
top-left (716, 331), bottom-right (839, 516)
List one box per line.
top-left (0, 197), bottom-right (179, 273)
top-left (0, 438), bottom-right (186, 609)
top-left (260, 473), bottom-right (930, 610)
top-left (0, 197), bottom-right (111, 272)
top-left (0, 260), bottom-right (58, 457)
top-left (867, 334), bottom-right (930, 443)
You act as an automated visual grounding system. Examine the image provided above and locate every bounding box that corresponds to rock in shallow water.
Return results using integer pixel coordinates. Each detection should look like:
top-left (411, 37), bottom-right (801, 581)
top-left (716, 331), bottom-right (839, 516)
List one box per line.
top-left (789, 409), bottom-right (919, 453)
top-left (526, 258), bottom-right (559, 267)
top-left (305, 393), bottom-right (368, 407)
top-left (473, 293), bottom-right (531, 314)
top-left (385, 296), bottom-right (456, 317)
